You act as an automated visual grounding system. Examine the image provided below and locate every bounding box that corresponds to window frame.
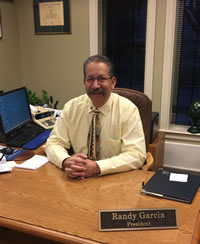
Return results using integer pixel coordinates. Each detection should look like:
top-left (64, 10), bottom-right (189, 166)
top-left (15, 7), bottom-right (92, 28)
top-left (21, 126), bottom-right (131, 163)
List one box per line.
top-left (160, 0), bottom-right (177, 131)
top-left (160, 0), bottom-right (200, 142)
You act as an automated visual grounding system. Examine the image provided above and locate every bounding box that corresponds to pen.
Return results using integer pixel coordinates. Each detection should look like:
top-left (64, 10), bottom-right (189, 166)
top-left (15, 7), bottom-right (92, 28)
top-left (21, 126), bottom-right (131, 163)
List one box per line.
top-left (141, 189), bottom-right (163, 198)
top-left (54, 100), bottom-right (58, 109)
top-left (53, 111), bottom-right (57, 119)
top-left (0, 153), bottom-right (5, 161)
top-left (49, 96), bottom-right (53, 108)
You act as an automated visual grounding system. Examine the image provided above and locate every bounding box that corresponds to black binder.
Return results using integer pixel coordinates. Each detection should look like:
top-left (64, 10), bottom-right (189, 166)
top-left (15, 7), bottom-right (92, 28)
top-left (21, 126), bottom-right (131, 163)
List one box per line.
top-left (141, 168), bottom-right (200, 204)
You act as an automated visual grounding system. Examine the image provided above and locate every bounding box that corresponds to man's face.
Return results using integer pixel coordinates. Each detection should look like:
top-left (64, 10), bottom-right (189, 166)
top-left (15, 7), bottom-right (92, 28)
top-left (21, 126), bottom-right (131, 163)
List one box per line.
top-left (84, 62), bottom-right (116, 108)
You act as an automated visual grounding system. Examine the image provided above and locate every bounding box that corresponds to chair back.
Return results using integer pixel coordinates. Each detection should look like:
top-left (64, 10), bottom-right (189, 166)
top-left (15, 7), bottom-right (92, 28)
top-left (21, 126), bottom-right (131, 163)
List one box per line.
top-left (113, 88), bottom-right (152, 151)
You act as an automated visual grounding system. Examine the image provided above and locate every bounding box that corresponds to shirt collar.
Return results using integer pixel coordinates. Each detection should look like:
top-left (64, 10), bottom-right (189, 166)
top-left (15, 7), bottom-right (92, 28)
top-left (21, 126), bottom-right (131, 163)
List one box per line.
top-left (87, 93), bottom-right (113, 116)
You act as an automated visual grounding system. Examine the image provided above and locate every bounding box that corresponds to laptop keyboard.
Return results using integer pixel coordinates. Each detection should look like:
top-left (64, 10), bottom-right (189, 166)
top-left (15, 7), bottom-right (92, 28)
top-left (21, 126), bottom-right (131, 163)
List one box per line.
top-left (6, 124), bottom-right (45, 148)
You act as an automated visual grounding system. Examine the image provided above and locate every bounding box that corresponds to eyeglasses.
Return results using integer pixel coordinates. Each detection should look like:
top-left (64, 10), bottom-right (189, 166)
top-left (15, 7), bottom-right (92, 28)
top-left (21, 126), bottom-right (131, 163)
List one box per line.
top-left (85, 76), bottom-right (112, 83)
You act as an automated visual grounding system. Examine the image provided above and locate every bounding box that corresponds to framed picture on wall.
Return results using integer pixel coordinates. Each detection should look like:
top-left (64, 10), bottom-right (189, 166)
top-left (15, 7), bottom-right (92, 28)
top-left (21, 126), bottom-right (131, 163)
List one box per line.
top-left (0, 10), bottom-right (2, 39)
top-left (33, 0), bottom-right (71, 34)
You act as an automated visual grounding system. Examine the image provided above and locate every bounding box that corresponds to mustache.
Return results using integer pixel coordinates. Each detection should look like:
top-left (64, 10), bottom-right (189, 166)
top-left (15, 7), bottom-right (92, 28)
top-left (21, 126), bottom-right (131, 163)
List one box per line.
top-left (87, 88), bottom-right (106, 95)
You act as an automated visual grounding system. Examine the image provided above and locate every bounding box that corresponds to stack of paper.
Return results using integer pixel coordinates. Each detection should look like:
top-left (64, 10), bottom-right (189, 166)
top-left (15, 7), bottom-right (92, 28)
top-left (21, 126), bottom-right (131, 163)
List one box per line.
top-left (0, 152), bottom-right (11, 173)
top-left (0, 164), bottom-right (12, 173)
top-left (15, 155), bottom-right (48, 170)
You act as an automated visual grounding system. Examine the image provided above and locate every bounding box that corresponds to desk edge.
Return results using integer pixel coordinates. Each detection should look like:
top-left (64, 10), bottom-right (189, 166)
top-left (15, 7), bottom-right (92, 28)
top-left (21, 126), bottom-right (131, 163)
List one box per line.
top-left (0, 216), bottom-right (101, 244)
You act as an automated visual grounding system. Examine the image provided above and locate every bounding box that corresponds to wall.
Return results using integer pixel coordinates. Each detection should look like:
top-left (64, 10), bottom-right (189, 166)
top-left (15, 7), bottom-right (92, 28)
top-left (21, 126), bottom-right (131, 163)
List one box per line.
top-left (0, 0), bottom-right (22, 91)
top-left (164, 141), bottom-right (200, 173)
top-left (0, 0), bottom-right (90, 109)
top-left (17, 0), bottom-right (90, 109)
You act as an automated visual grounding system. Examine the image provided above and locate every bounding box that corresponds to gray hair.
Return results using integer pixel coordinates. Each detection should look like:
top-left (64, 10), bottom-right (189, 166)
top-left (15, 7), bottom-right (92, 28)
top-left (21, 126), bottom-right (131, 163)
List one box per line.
top-left (83, 55), bottom-right (114, 79)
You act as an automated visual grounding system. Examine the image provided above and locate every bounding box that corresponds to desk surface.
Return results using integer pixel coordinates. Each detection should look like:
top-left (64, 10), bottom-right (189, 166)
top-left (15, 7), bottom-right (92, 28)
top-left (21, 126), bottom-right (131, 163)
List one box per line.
top-left (0, 156), bottom-right (199, 244)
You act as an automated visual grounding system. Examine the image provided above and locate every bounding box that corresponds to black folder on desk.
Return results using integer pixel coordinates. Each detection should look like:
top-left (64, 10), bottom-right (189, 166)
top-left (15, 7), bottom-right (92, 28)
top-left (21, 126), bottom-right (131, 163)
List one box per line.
top-left (141, 169), bottom-right (200, 204)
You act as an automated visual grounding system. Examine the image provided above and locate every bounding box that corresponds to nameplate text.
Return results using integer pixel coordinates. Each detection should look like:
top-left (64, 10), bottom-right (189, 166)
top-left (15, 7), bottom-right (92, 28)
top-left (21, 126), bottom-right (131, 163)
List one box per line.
top-left (99, 208), bottom-right (178, 231)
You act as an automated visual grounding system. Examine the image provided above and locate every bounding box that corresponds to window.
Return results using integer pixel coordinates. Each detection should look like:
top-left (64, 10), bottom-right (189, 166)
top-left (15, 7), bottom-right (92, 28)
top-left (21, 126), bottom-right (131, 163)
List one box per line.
top-left (101, 0), bottom-right (147, 92)
top-left (171, 0), bottom-right (200, 125)
top-left (161, 0), bottom-right (200, 131)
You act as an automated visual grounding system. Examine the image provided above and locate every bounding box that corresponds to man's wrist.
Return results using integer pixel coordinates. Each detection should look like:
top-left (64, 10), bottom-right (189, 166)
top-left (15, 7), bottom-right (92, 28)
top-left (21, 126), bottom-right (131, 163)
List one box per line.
top-left (62, 157), bottom-right (70, 169)
top-left (95, 162), bottom-right (101, 175)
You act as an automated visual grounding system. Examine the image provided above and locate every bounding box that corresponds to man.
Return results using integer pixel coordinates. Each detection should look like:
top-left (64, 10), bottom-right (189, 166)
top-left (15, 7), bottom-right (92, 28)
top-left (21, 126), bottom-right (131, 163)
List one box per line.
top-left (45, 55), bottom-right (146, 179)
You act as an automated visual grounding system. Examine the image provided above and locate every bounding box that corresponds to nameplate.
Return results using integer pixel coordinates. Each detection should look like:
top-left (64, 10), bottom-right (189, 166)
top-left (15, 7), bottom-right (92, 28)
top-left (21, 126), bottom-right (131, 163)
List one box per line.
top-left (99, 208), bottom-right (178, 231)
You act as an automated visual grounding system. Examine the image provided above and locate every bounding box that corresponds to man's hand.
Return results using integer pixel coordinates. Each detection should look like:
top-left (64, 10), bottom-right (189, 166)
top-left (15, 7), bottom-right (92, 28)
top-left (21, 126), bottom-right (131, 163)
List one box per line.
top-left (62, 153), bottom-right (100, 179)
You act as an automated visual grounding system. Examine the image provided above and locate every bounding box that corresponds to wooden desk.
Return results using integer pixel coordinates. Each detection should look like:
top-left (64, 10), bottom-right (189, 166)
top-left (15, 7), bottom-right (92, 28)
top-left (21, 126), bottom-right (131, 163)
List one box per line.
top-left (0, 161), bottom-right (199, 244)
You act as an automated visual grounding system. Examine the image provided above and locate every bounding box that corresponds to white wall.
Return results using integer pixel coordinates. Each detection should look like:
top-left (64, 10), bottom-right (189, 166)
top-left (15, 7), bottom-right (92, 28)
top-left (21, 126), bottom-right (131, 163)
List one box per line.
top-left (16, 0), bottom-right (90, 109)
top-left (164, 141), bottom-right (200, 172)
top-left (0, 0), bottom-right (90, 109)
top-left (0, 1), bottom-right (22, 91)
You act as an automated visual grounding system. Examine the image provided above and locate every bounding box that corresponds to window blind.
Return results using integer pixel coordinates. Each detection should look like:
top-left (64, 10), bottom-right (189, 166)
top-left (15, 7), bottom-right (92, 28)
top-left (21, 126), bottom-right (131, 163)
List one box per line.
top-left (101, 0), bottom-right (147, 92)
top-left (171, 0), bottom-right (200, 125)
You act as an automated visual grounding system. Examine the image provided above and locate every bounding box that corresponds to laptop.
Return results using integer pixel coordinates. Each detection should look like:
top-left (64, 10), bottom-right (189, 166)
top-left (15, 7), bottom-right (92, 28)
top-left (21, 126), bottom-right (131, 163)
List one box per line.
top-left (0, 87), bottom-right (51, 149)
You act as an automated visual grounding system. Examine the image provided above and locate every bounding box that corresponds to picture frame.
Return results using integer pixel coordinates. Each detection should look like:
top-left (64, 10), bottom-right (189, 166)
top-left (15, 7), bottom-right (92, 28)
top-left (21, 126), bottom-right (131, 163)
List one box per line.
top-left (0, 10), bottom-right (2, 39)
top-left (33, 0), bottom-right (71, 34)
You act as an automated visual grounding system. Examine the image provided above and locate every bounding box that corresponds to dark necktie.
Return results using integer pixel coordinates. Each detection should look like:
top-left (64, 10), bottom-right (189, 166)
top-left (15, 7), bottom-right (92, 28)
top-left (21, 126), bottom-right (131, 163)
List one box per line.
top-left (87, 109), bottom-right (101, 160)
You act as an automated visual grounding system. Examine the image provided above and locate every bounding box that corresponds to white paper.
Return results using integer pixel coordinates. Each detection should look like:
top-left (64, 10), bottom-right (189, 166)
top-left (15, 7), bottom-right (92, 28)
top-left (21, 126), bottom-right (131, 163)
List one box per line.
top-left (6, 161), bottom-right (16, 168)
top-left (15, 155), bottom-right (48, 170)
top-left (0, 152), bottom-right (14, 172)
top-left (0, 164), bottom-right (12, 173)
top-left (169, 173), bottom-right (188, 182)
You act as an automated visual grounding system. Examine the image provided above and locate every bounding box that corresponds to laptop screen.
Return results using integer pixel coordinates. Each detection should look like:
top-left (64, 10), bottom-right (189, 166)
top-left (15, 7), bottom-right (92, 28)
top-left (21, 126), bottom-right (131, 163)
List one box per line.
top-left (0, 87), bottom-right (32, 135)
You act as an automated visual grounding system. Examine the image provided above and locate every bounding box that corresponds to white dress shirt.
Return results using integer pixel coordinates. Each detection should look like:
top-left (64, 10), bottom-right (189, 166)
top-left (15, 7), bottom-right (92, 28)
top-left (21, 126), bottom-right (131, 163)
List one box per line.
top-left (45, 93), bottom-right (146, 175)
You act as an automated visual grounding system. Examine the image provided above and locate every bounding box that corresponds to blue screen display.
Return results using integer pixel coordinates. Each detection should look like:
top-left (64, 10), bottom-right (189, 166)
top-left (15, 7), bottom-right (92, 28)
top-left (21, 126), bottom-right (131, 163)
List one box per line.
top-left (0, 87), bottom-right (31, 134)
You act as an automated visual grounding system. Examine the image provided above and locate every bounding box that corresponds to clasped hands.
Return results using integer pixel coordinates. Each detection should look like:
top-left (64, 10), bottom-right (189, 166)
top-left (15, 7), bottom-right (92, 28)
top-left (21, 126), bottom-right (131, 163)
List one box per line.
top-left (62, 153), bottom-right (100, 179)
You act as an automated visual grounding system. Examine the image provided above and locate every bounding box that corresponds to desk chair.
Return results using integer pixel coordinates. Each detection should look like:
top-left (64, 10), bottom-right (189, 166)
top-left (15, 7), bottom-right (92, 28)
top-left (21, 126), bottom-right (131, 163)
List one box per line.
top-left (113, 87), bottom-right (154, 170)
